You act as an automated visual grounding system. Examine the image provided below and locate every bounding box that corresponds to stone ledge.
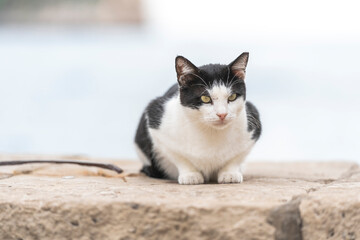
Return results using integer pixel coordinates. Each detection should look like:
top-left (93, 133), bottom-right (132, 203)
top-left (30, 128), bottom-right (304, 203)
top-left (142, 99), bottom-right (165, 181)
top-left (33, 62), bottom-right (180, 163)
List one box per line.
top-left (0, 155), bottom-right (359, 240)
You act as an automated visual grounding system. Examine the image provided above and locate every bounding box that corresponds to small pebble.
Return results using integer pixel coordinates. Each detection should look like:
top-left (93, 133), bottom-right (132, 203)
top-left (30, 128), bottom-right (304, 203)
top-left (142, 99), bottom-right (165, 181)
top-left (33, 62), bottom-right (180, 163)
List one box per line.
top-left (62, 176), bottom-right (75, 179)
top-left (99, 191), bottom-right (115, 195)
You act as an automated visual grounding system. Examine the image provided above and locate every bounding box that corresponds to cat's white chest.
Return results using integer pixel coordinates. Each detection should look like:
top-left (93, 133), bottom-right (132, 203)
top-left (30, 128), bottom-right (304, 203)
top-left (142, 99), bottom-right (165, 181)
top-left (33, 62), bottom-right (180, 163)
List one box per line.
top-left (148, 97), bottom-right (254, 179)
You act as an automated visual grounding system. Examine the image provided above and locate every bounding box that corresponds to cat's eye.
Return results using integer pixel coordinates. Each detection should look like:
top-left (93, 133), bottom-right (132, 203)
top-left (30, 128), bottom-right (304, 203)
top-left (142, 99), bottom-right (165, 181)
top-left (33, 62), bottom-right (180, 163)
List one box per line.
top-left (228, 93), bottom-right (237, 101)
top-left (201, 95), bottom-right (211, 103)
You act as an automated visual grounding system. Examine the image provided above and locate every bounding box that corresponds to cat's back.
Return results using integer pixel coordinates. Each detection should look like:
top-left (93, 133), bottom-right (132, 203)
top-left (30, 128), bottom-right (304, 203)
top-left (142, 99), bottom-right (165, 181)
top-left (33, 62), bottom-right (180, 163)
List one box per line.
top-left (146, 83), bottom-right (179, 129)
top-left (134, 83), bottom-right (179, 178)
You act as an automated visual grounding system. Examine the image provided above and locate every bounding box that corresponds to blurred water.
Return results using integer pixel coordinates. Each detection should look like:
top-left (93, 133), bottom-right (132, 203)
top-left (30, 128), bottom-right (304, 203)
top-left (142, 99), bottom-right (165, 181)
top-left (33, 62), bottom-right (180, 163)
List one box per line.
top-left (0, 26), bottom-right (359, 163)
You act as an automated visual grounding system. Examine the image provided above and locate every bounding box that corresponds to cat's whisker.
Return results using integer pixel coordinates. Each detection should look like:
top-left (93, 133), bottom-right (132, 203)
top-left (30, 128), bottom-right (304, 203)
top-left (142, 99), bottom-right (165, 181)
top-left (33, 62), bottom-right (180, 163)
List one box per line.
top-left (229, 75), bottom-right (238, 86)
top-left (189, 73), bottom-right (211, 89)
top-left (246, 115), bottom-right (261, 128)
top-left (200, 89), bottom-right (208, 96)
top-left (228, 74), bottom-right (237, 87)
top-left (192, 83), bottom-right (208, 88)
top-left (229, 80), bottom-right (241, 90)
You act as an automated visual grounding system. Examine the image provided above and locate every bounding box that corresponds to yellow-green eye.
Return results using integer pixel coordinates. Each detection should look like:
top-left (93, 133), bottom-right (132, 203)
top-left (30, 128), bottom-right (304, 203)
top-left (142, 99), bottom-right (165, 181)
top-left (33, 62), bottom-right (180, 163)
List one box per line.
top-left (228, 93), bottom-right (237, 101)
top-left (201, 95), bottom-right (211, 103)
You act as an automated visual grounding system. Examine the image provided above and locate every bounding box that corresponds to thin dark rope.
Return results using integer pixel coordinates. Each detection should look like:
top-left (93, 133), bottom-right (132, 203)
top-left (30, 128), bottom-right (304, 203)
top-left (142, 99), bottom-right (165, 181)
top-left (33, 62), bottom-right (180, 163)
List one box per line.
top-left (0, 160), bottom-right (123, 174)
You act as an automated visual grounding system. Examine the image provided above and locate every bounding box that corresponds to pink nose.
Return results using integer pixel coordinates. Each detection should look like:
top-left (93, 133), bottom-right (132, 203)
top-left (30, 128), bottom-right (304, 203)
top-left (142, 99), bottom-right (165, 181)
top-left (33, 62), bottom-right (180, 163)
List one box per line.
top-left (216, 113), bottom-right (228, 120)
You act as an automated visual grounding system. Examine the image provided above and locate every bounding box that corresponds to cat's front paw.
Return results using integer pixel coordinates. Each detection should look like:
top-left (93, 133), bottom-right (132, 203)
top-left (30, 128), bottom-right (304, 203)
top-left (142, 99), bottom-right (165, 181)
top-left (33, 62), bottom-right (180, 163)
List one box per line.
top-left (178, 172), bottom-right (204, 185)
top-left (218, 171), bottom-right (243, 184)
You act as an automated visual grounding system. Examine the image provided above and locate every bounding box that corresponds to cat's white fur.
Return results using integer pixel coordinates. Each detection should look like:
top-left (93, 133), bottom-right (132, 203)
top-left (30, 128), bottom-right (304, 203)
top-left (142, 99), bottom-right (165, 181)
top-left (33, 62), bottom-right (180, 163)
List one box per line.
top-left (146, 81), bottom-right (256, 184)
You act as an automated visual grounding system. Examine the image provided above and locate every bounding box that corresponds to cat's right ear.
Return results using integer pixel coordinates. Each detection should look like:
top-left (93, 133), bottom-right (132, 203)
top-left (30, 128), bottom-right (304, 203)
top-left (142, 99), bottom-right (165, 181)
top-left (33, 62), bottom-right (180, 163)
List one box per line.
top-left (229, 52), bottom-right (249, 80)
top-left (175, 56), bottom-right (198, 86)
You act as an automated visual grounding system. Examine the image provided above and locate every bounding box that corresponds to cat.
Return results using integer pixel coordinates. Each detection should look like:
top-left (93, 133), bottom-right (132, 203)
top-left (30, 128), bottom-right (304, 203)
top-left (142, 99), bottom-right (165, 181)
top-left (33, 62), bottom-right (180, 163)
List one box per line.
top-left (135, 53), bottom-right (261, 184)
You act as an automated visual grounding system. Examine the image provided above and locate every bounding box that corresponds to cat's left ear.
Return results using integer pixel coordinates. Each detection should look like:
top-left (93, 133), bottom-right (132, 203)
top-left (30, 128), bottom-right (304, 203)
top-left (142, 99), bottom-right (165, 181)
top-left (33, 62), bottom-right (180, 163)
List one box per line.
top-left (229, 52), bottom-right (249, 80)
top-left (175, 56), bottom-right (199, 85)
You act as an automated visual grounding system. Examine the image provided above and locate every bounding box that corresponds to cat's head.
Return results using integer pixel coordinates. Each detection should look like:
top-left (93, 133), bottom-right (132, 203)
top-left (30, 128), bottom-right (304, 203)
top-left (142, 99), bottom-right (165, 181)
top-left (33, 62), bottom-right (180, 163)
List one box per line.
top-left (175, 53), bottom-right (249, 129)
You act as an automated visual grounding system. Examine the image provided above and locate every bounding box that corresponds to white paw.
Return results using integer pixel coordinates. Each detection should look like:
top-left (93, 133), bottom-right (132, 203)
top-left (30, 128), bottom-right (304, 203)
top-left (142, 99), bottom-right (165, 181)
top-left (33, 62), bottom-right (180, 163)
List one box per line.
top-left (178, 172), bottom-right (204, 185)
top-left (218, 171), bottom-right (243, 184)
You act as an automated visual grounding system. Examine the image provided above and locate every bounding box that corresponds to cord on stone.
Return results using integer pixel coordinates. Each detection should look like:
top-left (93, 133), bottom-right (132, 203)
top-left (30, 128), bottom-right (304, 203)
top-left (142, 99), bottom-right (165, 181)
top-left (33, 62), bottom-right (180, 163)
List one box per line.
top-left (0, 160), bottom-right (123, 174)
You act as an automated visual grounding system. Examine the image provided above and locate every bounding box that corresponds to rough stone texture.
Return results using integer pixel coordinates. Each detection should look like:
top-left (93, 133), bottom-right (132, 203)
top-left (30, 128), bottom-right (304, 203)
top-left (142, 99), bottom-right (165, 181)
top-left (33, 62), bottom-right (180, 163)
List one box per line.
top-left (0, 154), bottom-right (359, 240)
top-left (300, 164), bottom-right (360, 240)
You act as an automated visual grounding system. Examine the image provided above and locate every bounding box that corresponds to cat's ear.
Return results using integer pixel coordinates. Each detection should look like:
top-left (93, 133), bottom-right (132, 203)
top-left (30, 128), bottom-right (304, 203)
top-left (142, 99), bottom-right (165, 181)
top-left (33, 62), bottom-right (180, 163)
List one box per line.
top-left (175, 56), bottom-right (199, 85)
top-left (229, 52), bottom-right (249, 80)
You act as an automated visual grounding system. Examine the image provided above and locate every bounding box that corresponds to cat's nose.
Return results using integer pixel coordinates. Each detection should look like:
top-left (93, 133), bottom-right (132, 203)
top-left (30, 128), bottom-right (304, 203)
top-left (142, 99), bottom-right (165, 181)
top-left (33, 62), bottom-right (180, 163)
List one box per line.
top-left (216, 113), bottom-right (228, 120)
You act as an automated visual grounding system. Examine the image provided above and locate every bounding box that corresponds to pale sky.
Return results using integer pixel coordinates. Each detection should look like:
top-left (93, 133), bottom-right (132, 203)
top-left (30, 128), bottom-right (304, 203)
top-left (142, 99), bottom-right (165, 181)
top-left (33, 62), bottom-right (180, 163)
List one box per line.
top-left (0, 1), bottom-right (359, 162)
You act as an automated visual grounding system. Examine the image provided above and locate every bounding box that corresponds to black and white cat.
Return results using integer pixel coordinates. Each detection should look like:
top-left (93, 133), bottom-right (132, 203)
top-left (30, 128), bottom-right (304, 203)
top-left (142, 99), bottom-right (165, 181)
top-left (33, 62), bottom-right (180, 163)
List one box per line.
top-left (135, 53), bottom-right (261, 184)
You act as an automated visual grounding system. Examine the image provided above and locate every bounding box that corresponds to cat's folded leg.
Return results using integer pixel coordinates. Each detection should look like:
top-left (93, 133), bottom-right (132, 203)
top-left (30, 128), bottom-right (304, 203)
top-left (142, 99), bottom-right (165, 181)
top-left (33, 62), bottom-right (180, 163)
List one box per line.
top-left (217, 155), bottom-right (246, 184)
top-left (169, 154), bottom-right (204, 185)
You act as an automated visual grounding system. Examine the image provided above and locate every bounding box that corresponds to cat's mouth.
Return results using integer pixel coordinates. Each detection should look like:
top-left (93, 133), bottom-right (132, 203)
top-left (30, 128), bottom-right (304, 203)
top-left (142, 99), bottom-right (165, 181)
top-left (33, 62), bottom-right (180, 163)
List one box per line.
top-left (203, 116), bottom-right (233, 128)
top-left (209, 119), bottom-right (231, 128)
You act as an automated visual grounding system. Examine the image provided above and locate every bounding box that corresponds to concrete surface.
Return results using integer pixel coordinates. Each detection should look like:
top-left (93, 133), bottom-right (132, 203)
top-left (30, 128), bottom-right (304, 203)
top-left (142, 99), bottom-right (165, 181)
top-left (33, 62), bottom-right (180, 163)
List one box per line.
top-left (0, 154), bottom-right (359, 240)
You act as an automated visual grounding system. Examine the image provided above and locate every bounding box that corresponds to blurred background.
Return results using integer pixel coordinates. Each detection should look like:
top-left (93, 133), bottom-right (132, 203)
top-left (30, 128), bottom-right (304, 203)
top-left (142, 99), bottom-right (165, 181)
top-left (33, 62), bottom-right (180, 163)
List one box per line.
top-left (0, 0), bottom-right (359, 163)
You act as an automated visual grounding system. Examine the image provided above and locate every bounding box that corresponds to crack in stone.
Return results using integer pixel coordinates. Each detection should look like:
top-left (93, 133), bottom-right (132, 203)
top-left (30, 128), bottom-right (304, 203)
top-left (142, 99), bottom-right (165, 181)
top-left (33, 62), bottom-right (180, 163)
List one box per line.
top-left (304, 179), bottom-right (335, 194)
top-left (304, 163), bottom-right (360, 195)
top-left (339, 163), bottom-right (360, 180)
top-left (0, 173), bottom-right (13, 180)
top-left (267, 196), bottom-right (304, 240)
top-left (267, 181), bottom-right (333, 240)
top-left (267, 163), bottom-right (360, 240)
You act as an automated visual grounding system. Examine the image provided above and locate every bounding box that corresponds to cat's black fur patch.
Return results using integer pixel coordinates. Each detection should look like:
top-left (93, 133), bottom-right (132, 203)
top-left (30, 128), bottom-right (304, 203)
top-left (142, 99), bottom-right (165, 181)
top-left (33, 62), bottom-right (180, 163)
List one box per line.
top-left (135, 84), bottom-right (179, 178)
top-left (146, 84), bottom-right (178, 129)
top-left (246, 101), bottom-right (262, 140)
top-left (135, 112), bottom-right (168, 178)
